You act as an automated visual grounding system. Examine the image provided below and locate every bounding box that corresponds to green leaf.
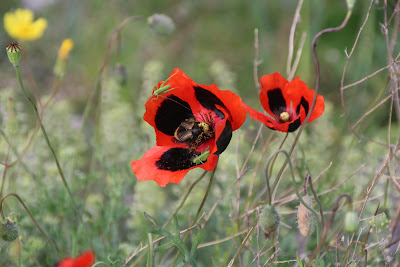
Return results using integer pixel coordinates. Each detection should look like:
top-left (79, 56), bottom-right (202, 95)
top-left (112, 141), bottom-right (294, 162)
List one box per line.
top-left (296, 252), bottom-right (304, 267)
top-left (190, 228), bottom-right (202, 256)
top-left (144, 212), bottom-right (158, 228)
top-left (146, 233), bottom-right (154, 267)
top-left (173, 215), bottom-right (180, 236)
top-left (154, 241), bottom-right (174, 252)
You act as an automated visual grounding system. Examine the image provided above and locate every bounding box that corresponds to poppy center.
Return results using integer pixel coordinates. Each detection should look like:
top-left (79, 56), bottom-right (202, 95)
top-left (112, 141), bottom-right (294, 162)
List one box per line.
top-left (174, 118), bottom-right (214, 150)
top-left (279, 112), bottom-right (290, 122)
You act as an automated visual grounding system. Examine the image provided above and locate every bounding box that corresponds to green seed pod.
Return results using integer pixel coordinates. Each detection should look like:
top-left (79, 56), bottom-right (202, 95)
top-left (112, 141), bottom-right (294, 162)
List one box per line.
top-left (344, 211), bottom-right (358, 233)
top-left (297, 195), bottom-right (315, 236)
top-left (1, 219), bottom-right (19, 242)
top-left (6, 42), bottom-right (22, 67)
top-left (259, 204), bottom-right (280, 235)
top-left (147, 14), bottom-right (175, 35)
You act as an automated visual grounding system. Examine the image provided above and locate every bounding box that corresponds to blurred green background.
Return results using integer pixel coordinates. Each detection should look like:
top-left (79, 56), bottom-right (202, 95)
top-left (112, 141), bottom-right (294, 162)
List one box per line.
top-left (0, 0), bottom-right (399, 266)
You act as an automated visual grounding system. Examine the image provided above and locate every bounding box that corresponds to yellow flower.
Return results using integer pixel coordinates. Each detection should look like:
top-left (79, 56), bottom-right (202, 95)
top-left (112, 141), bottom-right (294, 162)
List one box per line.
top-left (4, 8), bottom-right (47, 41)
top-left (54, 39), bottom-right (74, 78)
top-left (58, 39), bottom-right (74, 61)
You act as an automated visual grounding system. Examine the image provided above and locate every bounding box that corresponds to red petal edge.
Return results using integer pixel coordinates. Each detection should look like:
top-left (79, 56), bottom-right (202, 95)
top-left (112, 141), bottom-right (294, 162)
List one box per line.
top-left (259, 73), bottom-right (289, 117)
top-left (131, 146), bottom-right (218, 187)
top-left (57, 251), bottom-right (95, 267)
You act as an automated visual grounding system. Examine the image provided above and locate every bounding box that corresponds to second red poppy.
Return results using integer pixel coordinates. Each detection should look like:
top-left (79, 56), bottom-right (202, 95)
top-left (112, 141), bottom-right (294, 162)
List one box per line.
top-left (245, 72), bottom-right (325, 132)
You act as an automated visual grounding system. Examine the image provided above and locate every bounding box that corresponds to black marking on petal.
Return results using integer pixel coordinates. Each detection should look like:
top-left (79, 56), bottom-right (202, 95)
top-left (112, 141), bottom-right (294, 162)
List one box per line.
top-left (215, 120), bottom-right (233, 155)
top-left (267, 89), bottom-right (286, 115)
top-left (155, 148), bottom-right (198, 171)
top-left (288, 117), bottom-right (301, 132)
top-left (194, 86), bottom-right (230, 119)
top-left (155, 95), bottom-right (194, 136)
top-left (296, 97), bottom-right (310, 116)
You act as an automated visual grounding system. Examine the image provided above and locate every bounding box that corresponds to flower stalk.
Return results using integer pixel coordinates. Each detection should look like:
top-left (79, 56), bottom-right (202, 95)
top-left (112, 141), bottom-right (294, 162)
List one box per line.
top-left (7, 44), bottom-right (92, 248)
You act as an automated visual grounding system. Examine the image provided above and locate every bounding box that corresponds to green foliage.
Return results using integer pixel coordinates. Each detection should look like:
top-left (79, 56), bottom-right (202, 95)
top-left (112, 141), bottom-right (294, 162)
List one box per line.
top-left (0, 0), bottom-right (400, 266)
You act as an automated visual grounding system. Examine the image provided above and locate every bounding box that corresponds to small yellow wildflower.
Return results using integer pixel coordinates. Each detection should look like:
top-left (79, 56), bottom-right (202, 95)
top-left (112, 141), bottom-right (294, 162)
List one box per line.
top-left (54, 39), bottom-right (74, 78)
top-left (4, 8), bottom-right (47, 41)
top-left (58, 39), bottom-right (74, 61)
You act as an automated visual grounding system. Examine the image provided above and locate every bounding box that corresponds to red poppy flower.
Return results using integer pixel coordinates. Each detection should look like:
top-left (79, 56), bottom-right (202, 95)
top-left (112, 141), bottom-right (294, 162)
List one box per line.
top-left (56, 251), bottom-right (95, 267)
top-left (131, 68), bottom-right (246, 187)
top-left (245, 72), bottom-right (324, 132)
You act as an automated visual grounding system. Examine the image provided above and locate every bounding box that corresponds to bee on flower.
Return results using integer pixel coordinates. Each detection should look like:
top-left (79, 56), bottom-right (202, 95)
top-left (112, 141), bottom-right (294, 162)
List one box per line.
top-left (131, 68), bottom-right (246, 187)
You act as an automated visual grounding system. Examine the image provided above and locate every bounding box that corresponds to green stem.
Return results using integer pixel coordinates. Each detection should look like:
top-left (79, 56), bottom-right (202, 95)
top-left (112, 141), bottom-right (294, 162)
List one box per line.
top-left (227, 218), bottom-right (258, 267)
top-left (0, 129), bottom-right (37, 184)
top-left (163, 170), bottom-right (208, 228)
top-left (13, 66), bottom-right (92, 248)
top-left (307, 194), bottom-right (352, 266)
top-left (171, 167), bottom-right (217, 266)
top-left (269, 133), bottom-right (289, 198)
top-left (268, 150), bottom-right (322, 264)
top-left (341, 241), bottom-right (367, 267)
top-left (147, 233), bottom-right (154, 267)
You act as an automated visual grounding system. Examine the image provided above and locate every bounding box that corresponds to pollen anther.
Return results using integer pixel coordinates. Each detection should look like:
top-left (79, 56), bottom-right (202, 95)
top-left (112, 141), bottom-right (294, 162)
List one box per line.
top-left (280, 112), bottom-right (290, 122)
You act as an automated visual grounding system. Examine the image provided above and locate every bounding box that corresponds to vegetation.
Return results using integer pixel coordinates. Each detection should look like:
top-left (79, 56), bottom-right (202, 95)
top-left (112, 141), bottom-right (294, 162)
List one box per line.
top-left (0, 0), bottom-right (399, 266)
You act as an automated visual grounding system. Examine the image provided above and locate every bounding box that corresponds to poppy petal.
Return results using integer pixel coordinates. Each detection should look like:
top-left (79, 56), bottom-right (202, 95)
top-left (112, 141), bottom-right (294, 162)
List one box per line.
top-left (57, 251), bottom-right (95, 267)
top-left (144, 69), bottom-right (199, 144)
top-left (288, 77), bottom-right (325, 123)
top-left (193, 84), bottom-right (246, 131)
top-left (132, 146), bottom-right (218, 187)
top-left (259, 73), bottom-right (290, 117)
top-left (214, 120), bottom-right (232, 155)
top-left (244, 102), bottom-right (306, 133)
top-left (243, 103), bottom-right (276, 129)
top-left (249, 73), bottom-right (325, 133)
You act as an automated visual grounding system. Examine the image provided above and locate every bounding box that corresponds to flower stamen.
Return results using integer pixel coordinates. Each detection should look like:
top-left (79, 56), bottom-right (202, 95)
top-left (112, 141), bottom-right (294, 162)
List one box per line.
top-left (280, 112), bottom-right (290, 123)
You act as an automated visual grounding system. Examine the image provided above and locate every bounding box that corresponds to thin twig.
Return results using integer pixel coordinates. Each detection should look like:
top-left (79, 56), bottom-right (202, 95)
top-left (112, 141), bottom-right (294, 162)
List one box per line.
top-left (342, 59), bottom-right (400, 90)
top-left (289, 32), bottom-right (307, 81)
top-left (307, 194), bottom-right (353, 266)
top-left (163, 170), bottom-right (208, 228)
top-left (287, 0), bottom-right (304, 79)
top-left (124, 213), bottom-right (206, 265)
top-left (197, 229), bottom-right (248, 248)
top-left (306, 174), bottom-right (325, 226)
top-left (254, 28), bottom-right (261, 93)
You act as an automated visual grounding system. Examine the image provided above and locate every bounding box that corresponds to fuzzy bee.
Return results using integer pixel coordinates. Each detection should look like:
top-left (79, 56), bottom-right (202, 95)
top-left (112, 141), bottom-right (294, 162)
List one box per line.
top-left (174, 118), bottom-right (214, 150)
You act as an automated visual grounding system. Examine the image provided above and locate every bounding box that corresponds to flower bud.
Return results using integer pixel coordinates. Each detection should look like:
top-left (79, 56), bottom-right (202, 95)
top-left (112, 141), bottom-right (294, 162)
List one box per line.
top-left (147, 14), bottom-right (175, 35)
top-left (6, 42), bottom-right (22, 67)
top-left (344, 211), bottom-right (358, 233)
top-left (58, 38), bottom-right (74, 61)
top-left (1, 219), bottom-right (19, 242)
top-left (297, 195), bottom-right (315, 236)
top-left (346, 0), bottom-right (356, 10)
top-left (259, 204), bottom-right (280, 236)
top-left (54, 39), bottom-right (74, 78)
